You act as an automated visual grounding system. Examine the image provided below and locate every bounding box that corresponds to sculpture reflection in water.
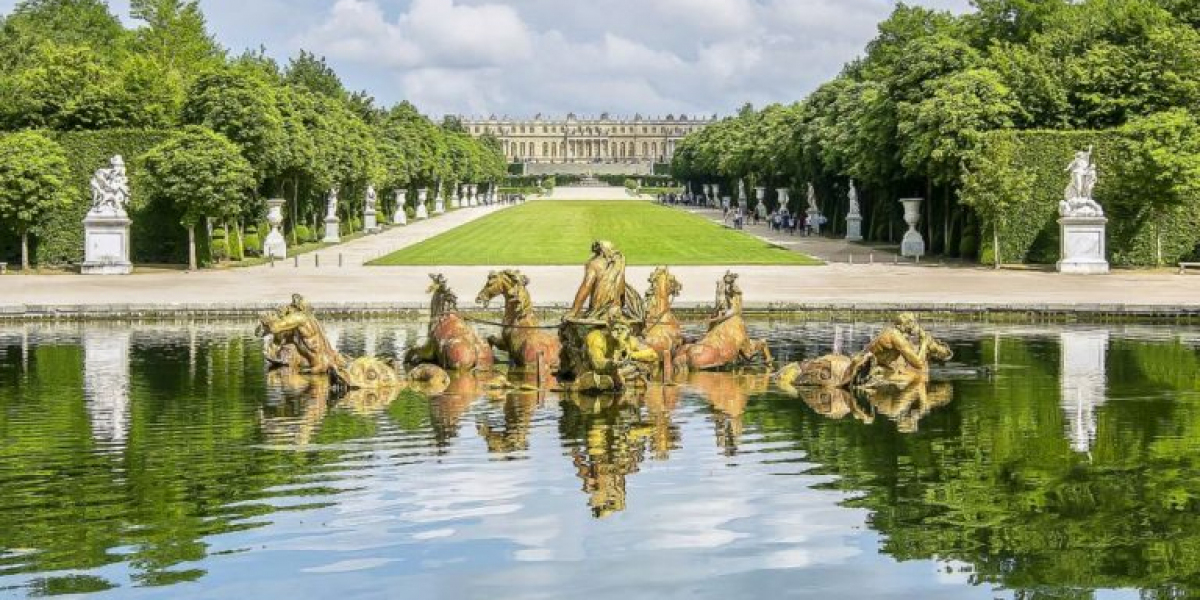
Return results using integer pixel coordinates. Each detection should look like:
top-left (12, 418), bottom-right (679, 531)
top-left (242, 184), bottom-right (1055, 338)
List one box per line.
top-left (561, 393), bottom-right (658, 518)
top-left (685, 371), bottom-right (770, 455)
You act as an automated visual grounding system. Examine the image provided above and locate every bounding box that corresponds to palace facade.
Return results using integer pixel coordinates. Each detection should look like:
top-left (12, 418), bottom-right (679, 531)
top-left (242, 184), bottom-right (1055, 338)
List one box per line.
top-left (461, 113), bottom-right (715, 165)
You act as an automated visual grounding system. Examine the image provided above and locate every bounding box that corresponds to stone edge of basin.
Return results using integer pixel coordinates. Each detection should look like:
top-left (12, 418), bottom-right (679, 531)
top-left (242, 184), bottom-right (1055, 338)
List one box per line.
top-left (2, 302), bottom-right (1199, 323)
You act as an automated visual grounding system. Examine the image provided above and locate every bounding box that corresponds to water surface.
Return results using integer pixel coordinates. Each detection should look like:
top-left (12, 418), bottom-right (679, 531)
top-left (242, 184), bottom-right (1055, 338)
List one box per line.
top-left (0, 320), bottom-right (1196, 599)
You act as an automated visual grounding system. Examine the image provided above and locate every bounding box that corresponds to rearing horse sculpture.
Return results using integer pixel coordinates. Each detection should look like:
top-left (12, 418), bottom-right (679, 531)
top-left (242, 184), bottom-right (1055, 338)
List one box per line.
top-left (405, 273), bottom-right (494, 372)
top-left (475, 269), bottom-right (562, 371)
top-left (643, 266), bottom-right (683, 361)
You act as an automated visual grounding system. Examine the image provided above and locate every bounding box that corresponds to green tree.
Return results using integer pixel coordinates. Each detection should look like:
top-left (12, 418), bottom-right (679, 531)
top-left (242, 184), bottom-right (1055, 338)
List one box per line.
top-left (0, 131), bottom-right (71, 271)
top-left (1113, 109), bottom-right (1200, 265)
top-left (137, 127), bottom-right (254, 270)
top-left (960, 133), bottom-right (1034, 267)
top-left (284, 50), bottom-right (345, 100)
top-left (128, 0), bottom-right (223, 74)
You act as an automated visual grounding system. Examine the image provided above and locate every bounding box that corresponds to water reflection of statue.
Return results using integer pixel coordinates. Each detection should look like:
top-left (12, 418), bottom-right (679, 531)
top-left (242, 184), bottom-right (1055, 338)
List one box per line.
top-left (563, 396), bottom-right (653, 518)
top-left (568, 240), bottom-right (643, 321)
top-left (89, 155), bottom-right (130, 214)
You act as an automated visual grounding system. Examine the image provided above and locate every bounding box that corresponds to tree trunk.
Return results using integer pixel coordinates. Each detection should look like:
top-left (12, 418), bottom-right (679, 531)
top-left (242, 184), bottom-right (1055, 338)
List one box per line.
top-left (222, 221), bottom-right (230, 263)
top-left (236, 220), bottom-right (245, 261)
top-left (291, 177), bottom-right (300, 245)
top-left (1156, 216), bottom-right (1163, 267)
top-left (993, 224), bottom-right (1001, 270)
top-left (188, 225), bottom-right (198, 272)
top-left (943, 186), bottom-right (952, 257)
top-left (20, 229), bottom-right (29, 272)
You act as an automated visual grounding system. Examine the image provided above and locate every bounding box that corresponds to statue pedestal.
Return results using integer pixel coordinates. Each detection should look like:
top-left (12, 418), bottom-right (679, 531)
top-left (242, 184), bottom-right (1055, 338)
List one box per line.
top-left (416, 204), bottom-right (428, 220)
top-left (899, 198), bottom-right (925, 258)
top-left (323, 216), bottom-right (341, 243)
top-left (1058, 216), bottom-right (1109, 274)
top-left (363, 209), bottom-right (379, 233)
top-left (434, 200), bottom-right (445, 214)
top-left (806, 208), bottom-right (823, 235)
top-left (393, 208), bottom-right (407, 226)
top-left (845, 215), bottom-right (863, 242)
top-left (82, 212), bottom-right (133, 275)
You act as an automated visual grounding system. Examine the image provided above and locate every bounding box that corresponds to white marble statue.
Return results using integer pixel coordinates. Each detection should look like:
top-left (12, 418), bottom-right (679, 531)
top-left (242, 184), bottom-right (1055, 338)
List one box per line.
top-left (325, 187), bottom-right (340, 219)
top-left (806, 183), bottom-right (818, 213)
top-left (1060, 146), bottom-right (1103, 218)
top-left (365, 185), bottom-right (377, 212)
top-left (89, 155), bottom-right (130, 216)
top-left (847, 180), bottom-right (861, 217)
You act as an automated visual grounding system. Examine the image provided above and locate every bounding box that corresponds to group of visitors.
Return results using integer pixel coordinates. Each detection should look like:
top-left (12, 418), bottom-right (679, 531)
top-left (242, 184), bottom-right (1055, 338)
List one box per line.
top-left (657, 192), bottom-right (707, 206)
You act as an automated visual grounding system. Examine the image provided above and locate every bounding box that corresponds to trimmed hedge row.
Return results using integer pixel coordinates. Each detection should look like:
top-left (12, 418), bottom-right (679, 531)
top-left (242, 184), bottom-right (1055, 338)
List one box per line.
top-left (966, 130), bottom-right (1200, 266)
top-left (0, 129), bottom-right (214, 267)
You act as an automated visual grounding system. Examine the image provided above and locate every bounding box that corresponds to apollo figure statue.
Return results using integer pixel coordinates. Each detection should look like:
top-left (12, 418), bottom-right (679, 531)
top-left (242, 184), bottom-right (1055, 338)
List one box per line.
top-left (89, 155), bottom-right (130, 215)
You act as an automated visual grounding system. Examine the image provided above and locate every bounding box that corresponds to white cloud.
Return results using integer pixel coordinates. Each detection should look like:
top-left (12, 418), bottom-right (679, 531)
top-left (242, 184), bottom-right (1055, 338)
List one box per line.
top-left (0, 0), bottom-right (976, 116)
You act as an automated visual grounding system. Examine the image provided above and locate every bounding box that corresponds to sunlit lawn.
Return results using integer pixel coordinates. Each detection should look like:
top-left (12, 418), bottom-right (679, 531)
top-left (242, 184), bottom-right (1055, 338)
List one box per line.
top-left (368, 200), bottom-right (820, 266)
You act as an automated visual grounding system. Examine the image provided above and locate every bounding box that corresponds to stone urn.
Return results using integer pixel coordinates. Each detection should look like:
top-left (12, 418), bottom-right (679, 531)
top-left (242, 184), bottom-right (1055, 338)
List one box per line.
top-left (776, 188), bottom-right (790, 212)
top-left (393, 190), bottom-right (407, 225)
top-left (434, 187), bottom-right (446, 214)
top-left (899, 197), bottom-right (925, 257)
top-left (469, 184), bottom-right (479, 207)
top-left (263, 198), bottom-right (287, 259)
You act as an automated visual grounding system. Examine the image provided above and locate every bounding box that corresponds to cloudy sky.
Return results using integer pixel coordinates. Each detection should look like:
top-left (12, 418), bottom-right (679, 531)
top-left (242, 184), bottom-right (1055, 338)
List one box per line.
top-left (2, 0), bottom-right (972, 118)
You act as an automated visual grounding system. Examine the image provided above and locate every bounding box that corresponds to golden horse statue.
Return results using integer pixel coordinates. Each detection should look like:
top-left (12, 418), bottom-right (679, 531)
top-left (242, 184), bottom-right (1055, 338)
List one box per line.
top-left (405, 273), bottom-right (495, 372)
top-left (256, 294), bottom-right (402, 390)
top-left (674, 271), bottom-right (772, 371)
top-left (475, 269), bottom-right (562, 372)
top-left (642, 266), bottom-right (683, 363)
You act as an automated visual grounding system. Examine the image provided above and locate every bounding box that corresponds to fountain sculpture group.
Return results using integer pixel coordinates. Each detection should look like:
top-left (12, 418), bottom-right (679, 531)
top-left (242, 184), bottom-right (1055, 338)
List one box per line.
top-left (256, 241), bottom-right (957, 409)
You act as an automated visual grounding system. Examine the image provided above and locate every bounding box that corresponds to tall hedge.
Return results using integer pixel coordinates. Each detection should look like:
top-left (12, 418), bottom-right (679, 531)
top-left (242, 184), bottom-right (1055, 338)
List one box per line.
top-left (965, 130), bottom-right (1200, 266)
top-left (36, 130), bottom-right (176, 264)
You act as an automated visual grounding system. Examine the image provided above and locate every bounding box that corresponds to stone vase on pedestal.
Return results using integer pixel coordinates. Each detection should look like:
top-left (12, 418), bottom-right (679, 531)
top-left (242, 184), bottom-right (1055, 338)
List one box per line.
top-left (82, 211), bottom-right (133, 275)
top-left (899, 198), bottom-right (925, 257)
top-left (845, 215), bottom-right (863, 242)
top-left (433, 186), bottom-right (445, 214)
top-left (416, 189), bottom-right (429, 220)
top-left (393, 191), bottom-right (407, 225)
top-left (754, 187), bottom-right (766, 218)
top-left (774, 188), bottom-right (788, 211)
top-left (1058, 216), bottom-right (1109, 274)
top-left (469, 184), bottom-right (479, 207)
top-left (263, 198), bottom-right (287, 259)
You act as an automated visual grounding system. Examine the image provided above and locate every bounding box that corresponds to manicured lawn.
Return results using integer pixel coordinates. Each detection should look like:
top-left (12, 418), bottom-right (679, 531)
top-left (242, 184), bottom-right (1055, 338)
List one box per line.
top-left (368, 201), bottom-right (821, 266)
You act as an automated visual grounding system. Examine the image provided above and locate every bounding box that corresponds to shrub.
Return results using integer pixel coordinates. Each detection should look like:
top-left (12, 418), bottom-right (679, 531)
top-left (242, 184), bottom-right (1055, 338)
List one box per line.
top-left (242, 233), bottom-right (261, 257)
top-left (295, 225), bottom-right (311, 242)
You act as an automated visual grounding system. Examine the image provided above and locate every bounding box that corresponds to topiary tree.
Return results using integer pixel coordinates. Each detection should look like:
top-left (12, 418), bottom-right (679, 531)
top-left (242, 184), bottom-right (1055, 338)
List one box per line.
top-left (1114, 109), bottom-right (1200, 266)
top-left (960, 134), bottom-right (1034, 268)
top-left (0, 131), bottom-right (71, 271)
top-left (137, 126), bottom-right (254, 270)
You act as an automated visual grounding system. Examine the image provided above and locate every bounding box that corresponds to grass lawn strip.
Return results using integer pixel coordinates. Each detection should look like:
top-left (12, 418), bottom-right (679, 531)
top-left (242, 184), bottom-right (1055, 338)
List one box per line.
top-left (369, 200), bottom-right (820, 266)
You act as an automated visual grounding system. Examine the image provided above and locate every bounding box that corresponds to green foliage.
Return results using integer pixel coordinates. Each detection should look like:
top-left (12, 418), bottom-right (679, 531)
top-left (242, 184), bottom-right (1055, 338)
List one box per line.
top-left (0, 131), bottom-right (70, 267)
top-left (137, 126), bottom-right (252, 227)
top-left (241, 233), bottom-right (259, 257)
top-left (964, 129), bottom-right (1200, 266)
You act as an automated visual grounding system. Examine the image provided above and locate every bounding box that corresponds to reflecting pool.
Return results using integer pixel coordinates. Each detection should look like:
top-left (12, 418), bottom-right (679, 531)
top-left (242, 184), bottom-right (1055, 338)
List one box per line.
top-left (0, 320), bottom-right (1197, 599)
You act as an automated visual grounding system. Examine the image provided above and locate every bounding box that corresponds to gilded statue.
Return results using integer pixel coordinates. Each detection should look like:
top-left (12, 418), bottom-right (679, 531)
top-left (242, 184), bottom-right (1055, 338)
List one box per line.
top-left (568, 240), bottom-right (644, 322)
top-left (673, 271), bottom-right (772, 371)
top-left (405, 274), bottom-right (494, 372)
top-left (778, 313), bottom-right (952, 389)
top-left (475, 269), bottom-right (562, 372)
top-left (572, 316), bottom-right (660, 393)
top-left (642, 266), bottom-right (684, 365)
top-left (256, 294), bottom-right (401, 389)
